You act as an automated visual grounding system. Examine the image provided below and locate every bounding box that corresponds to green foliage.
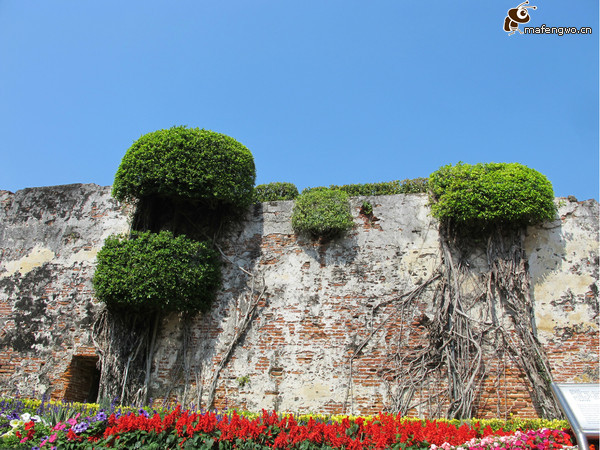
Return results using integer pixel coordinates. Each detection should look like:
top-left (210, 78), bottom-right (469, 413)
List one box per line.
top-left (398, 177), bottom-right (429, 194)
top-left (327, 181), bottom-right (399, 196)
top-left (428, 162), bottom-right (556, 230)
top-left (254, 182), bottom-right (299, 202)
top-left (292, 188), bottom-right (353, 239)
top-left (360, 201), bottom-right (373, 216)
top-left (236, 375), bottom-right (251, 387)
top-left (112, 126), bottom-right (256, 210)
top-left (93, 231), bottom-right (221, 314)
top-left (311, 178), bottom-right (429, 197)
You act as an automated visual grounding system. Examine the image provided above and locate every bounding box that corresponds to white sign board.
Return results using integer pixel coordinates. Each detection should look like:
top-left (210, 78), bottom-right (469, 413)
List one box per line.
top-left (553, 383), bottom-right (600, 435)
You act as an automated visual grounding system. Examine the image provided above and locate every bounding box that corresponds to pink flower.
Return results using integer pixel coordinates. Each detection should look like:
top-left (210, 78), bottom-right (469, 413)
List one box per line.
top-left (49, 433), bottom-right (57, 443)
top-left (66, 413), bottom-right (81, 426)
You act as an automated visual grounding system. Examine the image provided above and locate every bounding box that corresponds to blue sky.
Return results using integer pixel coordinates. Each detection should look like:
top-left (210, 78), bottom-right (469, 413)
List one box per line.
top-left (1, 1), bottom-right (598, 200)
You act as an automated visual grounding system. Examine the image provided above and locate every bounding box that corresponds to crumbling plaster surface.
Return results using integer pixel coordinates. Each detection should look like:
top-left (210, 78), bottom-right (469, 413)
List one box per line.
top-left (168, 194), bottom-right (442, 413)
top-left (0, 184), bottom-right (597, 415)
top-left (0, 184), bottom-right (131, 397)
top-left (525, 198), bottom-right (599, 383)
top-left (149, 195), bottom-right (599, 414)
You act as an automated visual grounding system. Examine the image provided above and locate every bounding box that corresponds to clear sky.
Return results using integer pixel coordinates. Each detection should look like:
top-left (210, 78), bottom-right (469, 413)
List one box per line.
top-left (1, 1), bottom-right (598, 200)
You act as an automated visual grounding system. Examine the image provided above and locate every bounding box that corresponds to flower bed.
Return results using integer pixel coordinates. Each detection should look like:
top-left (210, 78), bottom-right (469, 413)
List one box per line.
top-left (0, 398), bottom-right (575, 449)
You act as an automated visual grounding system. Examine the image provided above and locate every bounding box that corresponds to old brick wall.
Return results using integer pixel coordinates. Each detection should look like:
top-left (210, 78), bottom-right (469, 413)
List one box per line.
top-left (0, 184), bottom-right (131, 399)
top-left (526, 197), bottom-right (599, 418)
top-left (0, 185), bottom-right (597, 418)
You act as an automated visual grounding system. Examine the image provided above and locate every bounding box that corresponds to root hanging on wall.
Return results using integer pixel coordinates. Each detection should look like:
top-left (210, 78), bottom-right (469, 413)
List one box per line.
top-left (343, 273), bottom-right (441, 415)
top-left (204, 243), bottom-right (268, 410)
top-left (92, 309), bottom-right (159, 406)
top-left (161, 314), bottom-right (196, 408)
top-left (483, 228), bottom-right (561, 418)
top-left (380, 248), bottom-right (494, 419)
top-left (364, 226), bottom-right (561, 419)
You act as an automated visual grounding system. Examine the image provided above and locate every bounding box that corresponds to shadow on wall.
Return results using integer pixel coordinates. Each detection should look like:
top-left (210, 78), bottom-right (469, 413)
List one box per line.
top-left (525, 200), bottom-right (599, 317)
top-left (526, 215), bottom-right (568, 292)
top-left (0, 267), bottom-right (53, 354)
top-left (296, 231), bottom-right (359, 268)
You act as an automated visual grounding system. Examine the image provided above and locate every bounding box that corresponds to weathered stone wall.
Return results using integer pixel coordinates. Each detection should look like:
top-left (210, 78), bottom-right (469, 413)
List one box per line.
top-left (0, 185), bottom-right (131, 400)
top-left (0, 184), bottom-right (597, 418)
top-left (527, 200), bottom-right (599, 383)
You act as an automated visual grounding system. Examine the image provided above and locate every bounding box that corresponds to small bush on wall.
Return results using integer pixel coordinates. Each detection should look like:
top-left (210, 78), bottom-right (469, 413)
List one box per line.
top-left (92, 231), bottom-right (221, 314)
top-left (311, 178), bottom-right (428, 197)
top-left (292, 188), bottom-right (353, 239)
top-left (398, 177), bottom-right (429, 194)
top-left (428, 162), bottom-right (556, 231)
top-left (112, 126), bottom-right (256, 210)
top-left (342, 178), bottom-right (428, 195)
top-left (254, 182), bottom-right (299, 202)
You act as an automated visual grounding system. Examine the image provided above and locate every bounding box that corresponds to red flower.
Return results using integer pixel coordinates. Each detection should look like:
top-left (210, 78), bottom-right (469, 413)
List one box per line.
top-left (273, 431), bottom-right (289, 448)
top-left (67, 428), bottom-right (80, 441)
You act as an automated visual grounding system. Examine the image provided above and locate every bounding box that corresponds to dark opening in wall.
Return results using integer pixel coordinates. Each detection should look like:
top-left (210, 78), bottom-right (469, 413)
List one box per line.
top-left (131, 194), bottom-right (239, 240)
top-left (62, 355), bottom-right (101, 403)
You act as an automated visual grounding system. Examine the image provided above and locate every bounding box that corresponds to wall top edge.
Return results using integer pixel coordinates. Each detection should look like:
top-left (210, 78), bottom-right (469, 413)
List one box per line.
top-left (1, 183), bottom-right (598, 206)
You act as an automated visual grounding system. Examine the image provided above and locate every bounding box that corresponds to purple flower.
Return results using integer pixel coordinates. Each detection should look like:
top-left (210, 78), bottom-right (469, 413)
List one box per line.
top-left (94, 411), bottom-right (108, 422)
top-left (138, 408), bottom-right (149, 418)
top-left (72, 421), bottom-right (89, 434)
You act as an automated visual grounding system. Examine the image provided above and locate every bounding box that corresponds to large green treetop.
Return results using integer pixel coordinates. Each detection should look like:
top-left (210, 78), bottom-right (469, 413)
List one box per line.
top-left (428, 162), bottom-right (556, 230)
top-left (112, 126), bottom-right (256, 210)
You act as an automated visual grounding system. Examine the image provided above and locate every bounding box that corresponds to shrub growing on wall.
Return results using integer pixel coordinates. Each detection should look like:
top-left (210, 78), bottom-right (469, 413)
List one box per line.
top-left (398, 177), bottom-right (429, 194)
top-left (292, 188), bottom-right (353, 239)
top-left (329, 178), bottom-right (429, 196)
top-left (254, 182), bottom-right (299, 202)
top-left (422, 162), bottom-right (561, 418)
top-left (428, 162), bottom-right (556, 231)
top-left (92, 231), bottom-right (221, 314)
top-left (112, 126), bottom-right (256, 210)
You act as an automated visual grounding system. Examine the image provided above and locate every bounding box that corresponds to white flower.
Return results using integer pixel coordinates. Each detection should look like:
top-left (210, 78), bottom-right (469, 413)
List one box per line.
top-left (1, 430), bottom-right (15, 438)
top-left (21, 413), bottom-right (31, 422)
top-left (31, 414), bottom-right (48, 425)
top-left (9, 419), bottom-right (23, 428)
